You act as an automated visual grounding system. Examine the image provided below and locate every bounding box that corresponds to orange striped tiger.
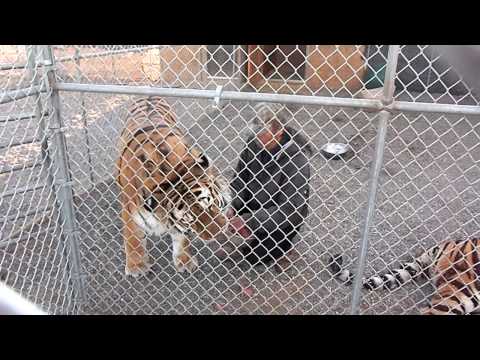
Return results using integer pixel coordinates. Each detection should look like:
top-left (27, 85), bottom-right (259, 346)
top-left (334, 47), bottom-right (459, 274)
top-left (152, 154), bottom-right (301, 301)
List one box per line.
top-left (328, 237), bottom-right (480, 315)
top-left (116, 96), bottom-right (230, 276)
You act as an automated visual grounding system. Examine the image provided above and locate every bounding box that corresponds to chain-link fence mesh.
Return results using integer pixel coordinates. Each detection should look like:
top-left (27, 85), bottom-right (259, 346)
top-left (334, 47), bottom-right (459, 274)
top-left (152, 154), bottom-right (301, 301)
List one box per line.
top-left (0, 46), bottom-right (77, 314)
top-left (0, 45), bottom-right (479, 315)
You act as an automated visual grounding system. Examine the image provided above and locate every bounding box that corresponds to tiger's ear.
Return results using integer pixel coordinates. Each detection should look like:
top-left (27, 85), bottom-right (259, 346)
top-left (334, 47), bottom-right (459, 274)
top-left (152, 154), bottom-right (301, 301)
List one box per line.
top-left (198, 153), bottom-right (210, 168)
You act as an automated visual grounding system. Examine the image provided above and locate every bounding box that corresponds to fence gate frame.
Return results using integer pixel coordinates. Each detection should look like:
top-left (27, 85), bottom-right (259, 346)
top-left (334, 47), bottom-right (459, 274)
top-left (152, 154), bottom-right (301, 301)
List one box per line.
top-left (41, 45), bottom-right (86, 305)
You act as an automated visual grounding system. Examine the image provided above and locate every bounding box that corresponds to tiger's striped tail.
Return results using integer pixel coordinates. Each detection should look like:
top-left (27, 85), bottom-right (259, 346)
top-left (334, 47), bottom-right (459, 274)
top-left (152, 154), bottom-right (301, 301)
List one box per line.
top-left (327, 254), bottom-right (354, 285)
top-left (327, 252), bottom-right (432, 291)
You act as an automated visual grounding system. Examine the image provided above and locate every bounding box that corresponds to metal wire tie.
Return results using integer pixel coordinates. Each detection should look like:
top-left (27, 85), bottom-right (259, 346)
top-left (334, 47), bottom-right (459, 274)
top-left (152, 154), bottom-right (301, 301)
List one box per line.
top-left (212, 85), bottom-right (224, 109)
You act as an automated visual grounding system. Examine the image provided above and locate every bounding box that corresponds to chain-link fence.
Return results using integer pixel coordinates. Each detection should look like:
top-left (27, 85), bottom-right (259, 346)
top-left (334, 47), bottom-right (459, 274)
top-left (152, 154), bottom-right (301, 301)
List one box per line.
top-left (0, 45), bottom-right (479, 315)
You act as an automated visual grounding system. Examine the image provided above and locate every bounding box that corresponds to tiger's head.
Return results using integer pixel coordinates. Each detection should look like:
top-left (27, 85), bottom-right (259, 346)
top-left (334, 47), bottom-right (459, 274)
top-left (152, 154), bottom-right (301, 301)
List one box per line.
top-left (168, 172), bottom-right (231, 240)
top-left (129, 130), bottom-right (231, 240)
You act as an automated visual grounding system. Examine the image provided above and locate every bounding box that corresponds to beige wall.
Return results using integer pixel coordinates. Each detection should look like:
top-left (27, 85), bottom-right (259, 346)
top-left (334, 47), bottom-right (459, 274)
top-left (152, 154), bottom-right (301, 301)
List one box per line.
top-left (246, 45), bottom-right (367, 94)
top-left (150, 45), bottom-right (368, 93)
top-left (156, 45), bottom-right (207, 86)
top-left (305, 45), bottom-right (366, 93)
top-left (53, 45), bottom-right (367, 93)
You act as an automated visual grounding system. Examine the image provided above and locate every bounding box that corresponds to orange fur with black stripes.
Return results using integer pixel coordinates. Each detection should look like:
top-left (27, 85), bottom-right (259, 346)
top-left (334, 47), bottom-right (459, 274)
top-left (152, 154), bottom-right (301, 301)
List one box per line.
top-left (329, 237), bottom-right (480, 314)
top-left (116, 96), bottom-right (230, 276)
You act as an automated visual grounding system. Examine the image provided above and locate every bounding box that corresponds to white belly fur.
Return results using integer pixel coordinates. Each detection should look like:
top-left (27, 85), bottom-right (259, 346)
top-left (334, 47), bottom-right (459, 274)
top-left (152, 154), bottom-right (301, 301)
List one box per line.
top-left (132, 208), bottom-right (168, 237)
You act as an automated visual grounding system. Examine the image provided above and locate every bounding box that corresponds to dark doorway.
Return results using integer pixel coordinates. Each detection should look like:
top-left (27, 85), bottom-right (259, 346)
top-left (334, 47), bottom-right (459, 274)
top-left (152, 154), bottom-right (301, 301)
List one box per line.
top-left (261, 45), bottom-right (307, 80)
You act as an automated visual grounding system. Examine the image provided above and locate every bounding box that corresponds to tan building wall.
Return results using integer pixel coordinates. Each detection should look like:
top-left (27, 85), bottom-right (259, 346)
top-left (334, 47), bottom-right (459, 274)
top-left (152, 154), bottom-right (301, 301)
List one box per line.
top-left (305, 45), bottom-right (366, 93)
top-left (156, 45), bottom-right (207, 86)
top-left (52, 45), bottom-right (367, 94)
top-left (145, 45), bottom-right (367, 93)
top-left (245, 45), bottom-right (367, 94)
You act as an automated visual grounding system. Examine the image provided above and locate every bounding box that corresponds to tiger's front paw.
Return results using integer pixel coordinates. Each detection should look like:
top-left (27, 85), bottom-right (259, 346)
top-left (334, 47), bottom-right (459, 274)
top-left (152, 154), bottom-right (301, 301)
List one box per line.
top-left (174, 253), bottom-right (198, 273)
top-left (125, 261), bottom-right (152, 277)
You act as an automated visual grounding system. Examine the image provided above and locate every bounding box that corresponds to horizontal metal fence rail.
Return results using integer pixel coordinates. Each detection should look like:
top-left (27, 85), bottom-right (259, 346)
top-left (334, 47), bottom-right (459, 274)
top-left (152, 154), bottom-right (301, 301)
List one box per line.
top-left (0, 84), bottom-right (46, 105)
top-left (54, 82), bottom-right (480, 116)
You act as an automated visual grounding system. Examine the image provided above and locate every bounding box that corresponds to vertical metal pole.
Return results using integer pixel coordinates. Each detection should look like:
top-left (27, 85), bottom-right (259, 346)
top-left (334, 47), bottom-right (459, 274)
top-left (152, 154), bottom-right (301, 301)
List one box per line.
top-left (158, 46), bottom-right (164, 87)
top-left (235, 45), bottom-right (248, 87)
top-left (350, 45), bottom-right (401, 315)
top-left (40, 45), bottom-right (86, 304)
top-left (111, 48), bottom-right (117, 82)
top-left (23, 46), bottom-right (59, 248)
top-left (74, 46), bottom-right (94, 186)
top-left (26, 46), bottom-right (55, 190)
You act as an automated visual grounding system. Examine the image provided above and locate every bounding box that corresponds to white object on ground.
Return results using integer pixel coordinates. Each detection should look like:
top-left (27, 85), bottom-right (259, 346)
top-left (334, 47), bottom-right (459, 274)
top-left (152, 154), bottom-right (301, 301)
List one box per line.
top-left (0, 282), bottom-right (46, 315)
top-left (321, 143), bottom-right (352, 159)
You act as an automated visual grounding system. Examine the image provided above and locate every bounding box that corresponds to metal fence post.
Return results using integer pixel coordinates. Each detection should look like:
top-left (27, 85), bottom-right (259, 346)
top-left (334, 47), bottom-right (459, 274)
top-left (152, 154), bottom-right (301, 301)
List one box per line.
top-left (40, 45), bottom-right (86, 305)
top-left (26, 46), bottom-right (56, 192)
top-left (350, 45), bottom-right (401, 315)
top-left (74, 46), bottom-right (94, 186)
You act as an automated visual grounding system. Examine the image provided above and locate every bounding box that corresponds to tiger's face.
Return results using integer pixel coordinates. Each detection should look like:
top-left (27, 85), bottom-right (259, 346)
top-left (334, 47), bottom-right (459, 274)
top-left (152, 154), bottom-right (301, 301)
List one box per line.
top-left (171, 177), bottom-right (230, 240)
top-left (134, 133), bottom-right (231, 240)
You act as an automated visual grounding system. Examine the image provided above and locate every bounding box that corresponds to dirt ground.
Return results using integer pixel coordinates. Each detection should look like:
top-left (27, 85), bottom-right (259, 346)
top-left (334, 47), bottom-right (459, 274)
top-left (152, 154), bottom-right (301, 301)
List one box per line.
top-left (0, 46), bottom-right (479, 315)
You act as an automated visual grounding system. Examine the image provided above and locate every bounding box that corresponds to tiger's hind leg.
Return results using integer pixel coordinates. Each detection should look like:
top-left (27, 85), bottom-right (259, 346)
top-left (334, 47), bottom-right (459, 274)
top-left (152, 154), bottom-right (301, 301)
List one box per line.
top-left (421, 293), bottom-right (467, 315)
top-left (171, 233), bottom-right (198, 273)
top-left (122, 207), bottom-right (152, 277)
